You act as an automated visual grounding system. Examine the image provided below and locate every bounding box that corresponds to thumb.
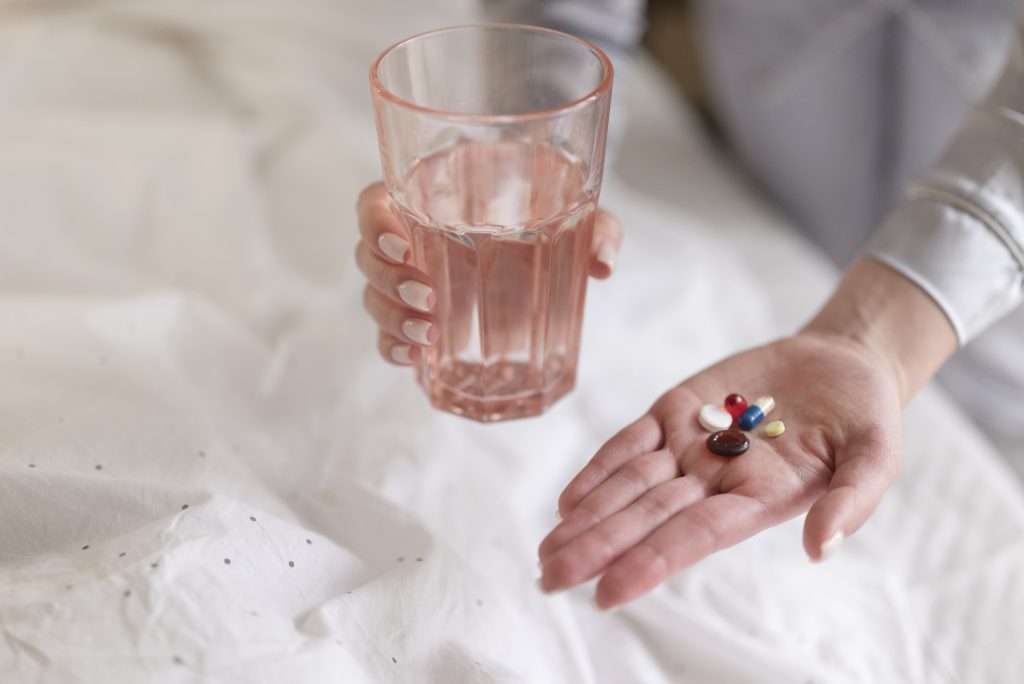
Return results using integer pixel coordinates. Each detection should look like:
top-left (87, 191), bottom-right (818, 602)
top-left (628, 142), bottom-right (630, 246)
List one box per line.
top-left (589, 209), bottom-right (622, 279)
top-left (802, 429), bottom-right (902, 562)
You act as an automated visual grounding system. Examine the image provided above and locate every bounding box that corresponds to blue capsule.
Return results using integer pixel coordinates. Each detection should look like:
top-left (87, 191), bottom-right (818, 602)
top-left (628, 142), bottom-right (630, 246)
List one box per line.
top-left (737, 395), bottom-right (775, 430)
top-left (737, 407), bottom-right (762, 430)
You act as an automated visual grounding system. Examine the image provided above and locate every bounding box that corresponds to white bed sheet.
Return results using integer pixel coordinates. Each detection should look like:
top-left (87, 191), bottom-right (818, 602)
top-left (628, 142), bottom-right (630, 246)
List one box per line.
top-left (1, 1), bottom-right (1023, 683)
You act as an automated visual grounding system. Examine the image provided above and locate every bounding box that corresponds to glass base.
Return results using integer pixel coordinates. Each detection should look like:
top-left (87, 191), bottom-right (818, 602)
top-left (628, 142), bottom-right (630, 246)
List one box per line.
top-left (422, 366), bottom-right (576, 422)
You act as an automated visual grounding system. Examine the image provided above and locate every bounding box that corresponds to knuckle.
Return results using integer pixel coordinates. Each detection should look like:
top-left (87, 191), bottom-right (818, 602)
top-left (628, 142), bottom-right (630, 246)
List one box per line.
top-left (559, 464), bottom-right (607, 510)
top-left (366, 196), bottom-right (394, 226)
top-left (635, 492), bottom-right (674, 527)
top-left (362, 285), bottom-right (376, 311)
top-left (546, 551), bottom-right (587, 586)
top-left (375, 260), bottom-right (400, 289)
top-left (686, 506), bottom-right (721, 551)
top-left (356, 182), bottom-right (384, 208)
top-left (354, 240), bottom-right (371, 271)
top-left (617, 462), bottom-right (653, 495)
top-left (584, 525), bottom-right (619, 566)
top-left (572, 500), bottom-right (603, 528)
top-left (540, 519), bottom-right (585, 559)
top-left (584, 459), bottom-right (612, 486)
top-left (604, 544), bottom-right (667, 599)
top-left (634, 543), bottom-right (671, 582)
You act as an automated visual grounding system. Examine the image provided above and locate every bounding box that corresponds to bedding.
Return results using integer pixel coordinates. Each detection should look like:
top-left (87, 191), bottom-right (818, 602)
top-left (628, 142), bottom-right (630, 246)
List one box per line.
top-left (1, 1), bottom-right (1022, 682)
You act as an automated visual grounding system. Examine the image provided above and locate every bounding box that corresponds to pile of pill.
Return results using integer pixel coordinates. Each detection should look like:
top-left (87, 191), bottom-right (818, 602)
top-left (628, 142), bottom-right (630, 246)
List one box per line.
top-left (697, 392), bottom-right (785, 457)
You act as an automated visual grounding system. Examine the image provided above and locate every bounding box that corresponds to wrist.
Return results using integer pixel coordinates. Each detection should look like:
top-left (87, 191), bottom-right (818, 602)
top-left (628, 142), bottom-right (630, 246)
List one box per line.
top-left (801, 257), bottom-right (958, 404)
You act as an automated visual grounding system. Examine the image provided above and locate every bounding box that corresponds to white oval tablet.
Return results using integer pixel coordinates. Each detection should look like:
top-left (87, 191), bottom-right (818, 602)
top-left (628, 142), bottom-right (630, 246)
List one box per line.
top-left (698, 404), bottom-right (733, 432)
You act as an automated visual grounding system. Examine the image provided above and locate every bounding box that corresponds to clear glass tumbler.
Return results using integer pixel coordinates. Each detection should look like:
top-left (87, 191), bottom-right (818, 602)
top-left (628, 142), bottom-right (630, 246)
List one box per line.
top-left (370, 24), bottom-right (613, 422)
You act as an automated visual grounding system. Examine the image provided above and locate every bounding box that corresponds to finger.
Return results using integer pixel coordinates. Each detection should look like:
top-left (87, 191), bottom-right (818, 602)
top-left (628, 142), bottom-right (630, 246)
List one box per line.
top-left (538, 476), bottom-right (706, 593)
top-left (589, 209), bottom-right (622, 279)
top-left (377, 331), bottom-right (420, 366)
top-left (557, 413), bottom-right (663, 516)
top-left (355, 241), bottom-right (435, 312)
top-left (357, 182), bottom-right (413, 265)
top-left (539, 449), bottom-right (679, 562)
top-left (802, 429), bottom-right (901, 562)
top-left (363, 286), bottom-right (439, 347)
top-left (595, 493), bottom-right (772, 609)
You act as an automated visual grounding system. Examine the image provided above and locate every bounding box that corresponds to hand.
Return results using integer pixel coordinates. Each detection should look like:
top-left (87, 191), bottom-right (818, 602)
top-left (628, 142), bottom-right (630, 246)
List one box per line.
top-left (537, 333), bottom-right (902, 608)
top-left (537, 259), bottom-right (958, 610)
top-left (355, 181), bottom-right (623, 366)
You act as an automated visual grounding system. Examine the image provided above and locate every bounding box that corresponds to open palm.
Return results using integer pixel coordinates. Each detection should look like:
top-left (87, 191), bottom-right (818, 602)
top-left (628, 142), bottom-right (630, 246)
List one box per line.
top-left (537, 332), bottom-right (904, 609)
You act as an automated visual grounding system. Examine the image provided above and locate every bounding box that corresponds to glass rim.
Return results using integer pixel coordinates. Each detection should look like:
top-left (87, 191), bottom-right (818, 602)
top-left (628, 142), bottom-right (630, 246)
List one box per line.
top-left (369, 23), bottom-right (614, 123)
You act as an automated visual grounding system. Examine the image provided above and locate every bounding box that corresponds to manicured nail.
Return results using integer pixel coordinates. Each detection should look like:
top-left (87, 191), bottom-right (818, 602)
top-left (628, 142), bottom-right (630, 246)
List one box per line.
top-left (402, 319), bottom-right (433, 345)
top-left (596, 243), bottom-right (617, 274)
top-left (390, 345), bottom-right (412, 365)
top-left (812, 531), bottom-right (845, 563)
top-left (397, 281), bottom-right (433, 312)
top-left (378, 233), bottom-right (410, 264)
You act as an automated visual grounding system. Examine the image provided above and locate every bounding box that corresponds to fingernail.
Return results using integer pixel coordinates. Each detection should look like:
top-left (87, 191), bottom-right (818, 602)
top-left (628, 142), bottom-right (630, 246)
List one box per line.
top-left (402, 319), bottom-right (433, 346)
top-left (596, 243), bottom-right (617, 274)
top-left (812, 531), bottom-right (845, 563)
top-left (390, 345), bottom-right (413, 365)
top-left (378, 233), bottom-right (410, 264)
top-left (397, 281), bottom-right (433, 312)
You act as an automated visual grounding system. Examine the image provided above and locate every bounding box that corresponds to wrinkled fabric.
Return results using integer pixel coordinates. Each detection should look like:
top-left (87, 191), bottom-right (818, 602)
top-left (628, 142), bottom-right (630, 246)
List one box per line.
top-left (1, 1), bottom-right (1024, 683)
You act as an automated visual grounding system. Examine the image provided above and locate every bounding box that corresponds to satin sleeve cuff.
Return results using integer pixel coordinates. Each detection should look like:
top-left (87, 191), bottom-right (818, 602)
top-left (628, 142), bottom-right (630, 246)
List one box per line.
top-left (865, 198), bottom-right (1024, 345)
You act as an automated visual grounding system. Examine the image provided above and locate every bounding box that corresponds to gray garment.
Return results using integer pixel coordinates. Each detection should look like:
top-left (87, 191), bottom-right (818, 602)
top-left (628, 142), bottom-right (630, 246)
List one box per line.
top-left (489, 0), bottom-right (1024, 438)
top-left (491, 0), bottom-right (1024, 341)
top-left (696, 0), bottom-right (1016, 276)
top-left (483, 0), bottom-right (646, 65)
top-left (690, 1), bottom-right (1024, 448)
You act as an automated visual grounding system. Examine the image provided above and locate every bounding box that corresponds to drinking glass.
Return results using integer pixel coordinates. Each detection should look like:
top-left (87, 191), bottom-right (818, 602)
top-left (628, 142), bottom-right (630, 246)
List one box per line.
top-left (370, 24), bottom-right (613, 422)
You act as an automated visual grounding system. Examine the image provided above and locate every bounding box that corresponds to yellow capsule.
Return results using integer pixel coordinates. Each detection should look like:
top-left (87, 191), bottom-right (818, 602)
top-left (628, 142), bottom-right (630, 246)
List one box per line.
top-left (765, 420), bottom-right (786, 438)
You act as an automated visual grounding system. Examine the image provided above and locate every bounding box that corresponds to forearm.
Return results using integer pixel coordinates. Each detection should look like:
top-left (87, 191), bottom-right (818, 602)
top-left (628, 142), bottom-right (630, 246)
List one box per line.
top-left (802, 258), bottom-right (958, 405)
top-left (865, 10), bottom-right (1024, 345)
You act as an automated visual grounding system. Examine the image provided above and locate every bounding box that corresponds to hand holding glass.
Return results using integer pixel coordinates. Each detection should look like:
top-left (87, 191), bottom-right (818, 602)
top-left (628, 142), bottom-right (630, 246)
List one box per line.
top-left (365, 25), bottom-right (615, 421)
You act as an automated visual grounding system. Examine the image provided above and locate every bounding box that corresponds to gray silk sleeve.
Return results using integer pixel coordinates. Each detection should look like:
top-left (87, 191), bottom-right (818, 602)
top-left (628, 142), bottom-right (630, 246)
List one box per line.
top-left (867, 8), bottom-right (1024, 344)
top-left (481, 0), bottom-right (647, 61)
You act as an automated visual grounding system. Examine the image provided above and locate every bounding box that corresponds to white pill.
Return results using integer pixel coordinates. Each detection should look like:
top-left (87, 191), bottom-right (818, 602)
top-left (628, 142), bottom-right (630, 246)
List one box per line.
top-left (698, 404), bottom-right (733, 432)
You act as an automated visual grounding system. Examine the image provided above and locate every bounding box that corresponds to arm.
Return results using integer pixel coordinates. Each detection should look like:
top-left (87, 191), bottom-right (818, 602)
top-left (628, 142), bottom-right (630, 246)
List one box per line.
top-left (537, 8), bottom-right (1024, 610)
top-left (866, 6), bottom-right (1024, 343)
top-left (803, 258), bottom-right (957, 406)
top-left (536, 257), bottom-right (955, 609)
